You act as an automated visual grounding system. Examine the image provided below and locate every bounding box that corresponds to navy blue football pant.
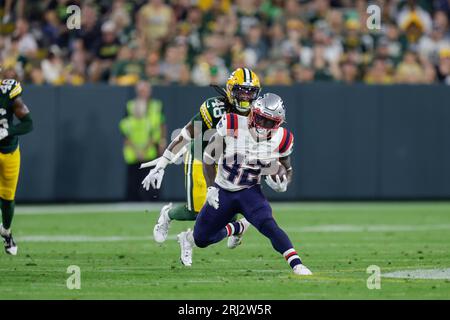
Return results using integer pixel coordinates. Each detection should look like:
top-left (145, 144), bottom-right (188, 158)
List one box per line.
top-left (193, 184), bottom-right (299, 261)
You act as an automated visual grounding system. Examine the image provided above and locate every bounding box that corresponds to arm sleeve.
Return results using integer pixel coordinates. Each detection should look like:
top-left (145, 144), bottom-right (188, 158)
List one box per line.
top-left (7, 113), bottom-right (33, 136)
top-left (279, 141), bottom-right (294, 158)
top-left (278, 129), bottom-right (294, 157)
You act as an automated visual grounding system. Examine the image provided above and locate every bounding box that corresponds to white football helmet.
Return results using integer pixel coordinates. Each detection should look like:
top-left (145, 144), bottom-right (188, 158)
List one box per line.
top-left (248, 93), bottom-right (286, 137)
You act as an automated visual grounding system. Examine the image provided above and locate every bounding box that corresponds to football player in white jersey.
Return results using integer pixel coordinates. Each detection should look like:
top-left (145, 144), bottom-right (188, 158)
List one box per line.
top-left (176, 93), bottom-right (312, 275)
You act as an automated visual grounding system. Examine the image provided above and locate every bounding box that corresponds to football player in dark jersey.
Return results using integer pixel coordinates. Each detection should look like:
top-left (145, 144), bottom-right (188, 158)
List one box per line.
top-left (0, 78), bottom-right (33, 255)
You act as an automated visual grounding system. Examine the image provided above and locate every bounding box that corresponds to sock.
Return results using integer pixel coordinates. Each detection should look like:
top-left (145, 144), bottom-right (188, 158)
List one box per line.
top-left (282, 248), bottom-right (302, 269)
top-left (168, 204), bottom-right (197, 221)
top-left (225, 221), bottom-right (245, 237)
top-left (1, 199), bottom-right (14, 231)
top-left (186, 229), bottom-right (196, 247)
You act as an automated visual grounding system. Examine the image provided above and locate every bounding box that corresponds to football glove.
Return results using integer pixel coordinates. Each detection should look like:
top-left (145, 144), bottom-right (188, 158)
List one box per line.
top-left (141, 150), bottom-right (176, 190)
top-left (0, 128), bottom-right (8, 141)
top-left (206, 186), bottom-right (220, 209)
top-left (142, 167), bottom-right (165, 190)
top-left (265, 175), bottom-right (288, 193)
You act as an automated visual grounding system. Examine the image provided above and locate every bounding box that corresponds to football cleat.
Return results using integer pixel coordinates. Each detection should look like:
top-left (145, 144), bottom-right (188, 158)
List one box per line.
top-left (293, 264), bottom-right (313, 276)
top-left (177, 229), bottom-right (194, 267)
top-left (227, 218), bottom-right (250, 249)
top-left (0, 225), bottom-right (18, 256)
top-left (153, 203), bottom-right (172, 243)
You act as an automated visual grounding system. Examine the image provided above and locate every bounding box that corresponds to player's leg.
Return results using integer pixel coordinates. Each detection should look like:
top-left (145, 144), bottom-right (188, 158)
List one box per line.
top-left (153, 152), bottom-right (199, 242)
top-left (239, 186), bottom-right (312, 275)
top-left (0, 147), bottom-right (20, 255)
top-left (177, 187), bottom-right (237, 266)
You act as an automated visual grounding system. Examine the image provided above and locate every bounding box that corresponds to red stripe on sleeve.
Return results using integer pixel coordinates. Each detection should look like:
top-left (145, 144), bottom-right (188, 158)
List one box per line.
top-left (277, 129), bottom-right (288, 152)
top-left (284, 132), bottom-right (293, 153)
top-left (226, 114), bottom-right (231, 130)
top-left (233, 114), bottom-right (239, 137)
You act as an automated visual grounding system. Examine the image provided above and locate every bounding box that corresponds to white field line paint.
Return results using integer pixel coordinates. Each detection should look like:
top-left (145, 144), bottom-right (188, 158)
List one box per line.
top-left (284, 224), bottom-right (450, 233)
top-left (382, 268), bottom-right (450, 280)
top-left (16, 223), bottom-right (450, 243)
top-left (15, 202), bottom-right (180, 215)
top-left (16, 202), bottom-right (450, 215)
top-left (17, 235), bottom-right (176, 242)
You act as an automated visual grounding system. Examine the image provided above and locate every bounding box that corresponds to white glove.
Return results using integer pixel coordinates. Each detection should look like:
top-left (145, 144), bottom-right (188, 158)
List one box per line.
top-left (265, 175), bottom-right (288, 193)
top-left (206, 186), bottom-right (219, 209)
top-left (141, 150), bottom-right (175, 190)
top-left (0, 128), bottom-right (8, 141)
top-left (142, 167), bottom-right (165, 190)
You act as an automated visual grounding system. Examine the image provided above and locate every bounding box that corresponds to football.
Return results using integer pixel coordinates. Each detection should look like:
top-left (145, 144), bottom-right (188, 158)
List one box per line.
top-left (270, 161), bottom-right (287, 181)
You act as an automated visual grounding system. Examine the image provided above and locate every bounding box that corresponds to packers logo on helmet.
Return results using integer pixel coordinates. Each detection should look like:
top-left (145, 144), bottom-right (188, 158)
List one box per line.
top-left (226, 68), bottom-right (261, 113)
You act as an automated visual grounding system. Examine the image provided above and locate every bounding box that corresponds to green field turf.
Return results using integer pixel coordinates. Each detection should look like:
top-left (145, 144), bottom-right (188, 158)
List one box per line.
top-left (1, 202), bottom-right (450, 299)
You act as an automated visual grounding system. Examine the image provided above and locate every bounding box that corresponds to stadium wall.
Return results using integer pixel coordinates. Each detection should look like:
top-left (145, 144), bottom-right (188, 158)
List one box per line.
top-left (16, 84), bottom-right (450, 202)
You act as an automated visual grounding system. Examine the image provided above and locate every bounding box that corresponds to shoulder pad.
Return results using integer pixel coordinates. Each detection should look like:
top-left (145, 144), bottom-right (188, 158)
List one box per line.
top-left (200, 97), bottom-right (227, 128)
top-left (0, 79), bottom-right (22, 99)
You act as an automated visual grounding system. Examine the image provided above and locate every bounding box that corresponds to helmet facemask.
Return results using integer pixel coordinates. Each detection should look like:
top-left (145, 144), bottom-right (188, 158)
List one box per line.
top-left (249, 107), bottom-right (283, 138)
top-left (231, 85), bottom-right (260, 113)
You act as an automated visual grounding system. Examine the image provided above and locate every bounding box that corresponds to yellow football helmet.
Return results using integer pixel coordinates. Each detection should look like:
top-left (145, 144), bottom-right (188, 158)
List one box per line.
top-left (226, 67), bottom-right (261, 113)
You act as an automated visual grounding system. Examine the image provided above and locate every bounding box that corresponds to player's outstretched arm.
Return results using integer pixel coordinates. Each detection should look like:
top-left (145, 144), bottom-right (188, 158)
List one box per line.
top-left (141, 121), bottom-right (198, 190)
top-left (0, 97), bottom-right (33, 141)
top-left (203, 132), bottom-right (223, 187)
top-left (203, 133), bottom-right (223, 209)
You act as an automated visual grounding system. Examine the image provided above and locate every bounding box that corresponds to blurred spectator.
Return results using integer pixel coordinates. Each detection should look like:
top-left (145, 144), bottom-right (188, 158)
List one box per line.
top-left (1, 0), bottom-right (450, 86)
top-left (292, 64), bottom-right (315, 83)
top-left (397, 0), bottom-right (433, 36)
top-left (418, 23), bottom-right (450, 65)
top-left (265, 62), bottom-right (292, 85)
top-left (119, 81), bottom-right (166, 201)
top-left (436, 47), bottom-right (450, 84)
top-left (395, 50), bottom-right (426, 83)
top-left (13, 19), bottom-right (37, 58)
top-left (159, 44), bottom-right (191, 84)
top-left (191, 49), bottom-right (228, 85)
top-left (137, 0), bottom-right (175, 46)
top-left (89, 21), bottom-right (121, 81)
top-left (243, 25), bottom-right (268, 68)
top-left (110, 45), bottom-right (145, 86)
top-left (364, 58), bottom-right (394, 84)
top-left (41, 47), bottom-right (65, 85)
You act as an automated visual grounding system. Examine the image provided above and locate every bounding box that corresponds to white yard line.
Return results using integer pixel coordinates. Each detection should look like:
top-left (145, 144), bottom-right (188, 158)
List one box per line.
top-left (15, 223), bottom-right (450, 243)
top-left (382, 268), bottom-right (450, 280)
top-left (15, 203), bottom-right (174, 215)
top-left (284, 224), bottom-right (450, 233)
top-left (17, 235), bottom-right (177, 242)
top-left (16, 202), bottom-right (450, 215)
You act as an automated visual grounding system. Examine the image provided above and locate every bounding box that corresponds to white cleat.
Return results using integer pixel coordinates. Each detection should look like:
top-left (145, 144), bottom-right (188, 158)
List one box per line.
top-left (5, 243), bottom-right (18, 256)
top-left (177, 229), bottom-right (194, 267)
top-left (227, 218), bottom-right (250, 249)
top-left (0, 224), bottom-right (18, 256)
top-left (153, 203), bottom-right (172, 243)
top-left (293, 264), bottom-right (313, 276)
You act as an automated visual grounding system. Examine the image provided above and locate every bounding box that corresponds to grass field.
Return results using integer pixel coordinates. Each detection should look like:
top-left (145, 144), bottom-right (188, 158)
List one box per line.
top-left (1, 202), bottom-right (449, 300)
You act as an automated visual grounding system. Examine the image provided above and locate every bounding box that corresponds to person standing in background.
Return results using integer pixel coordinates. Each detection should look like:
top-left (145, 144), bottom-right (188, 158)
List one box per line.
top-left (120, 81), bottom-right (166, 201)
